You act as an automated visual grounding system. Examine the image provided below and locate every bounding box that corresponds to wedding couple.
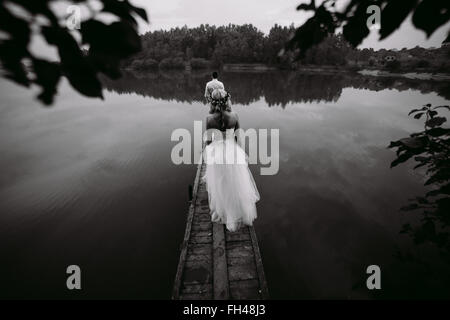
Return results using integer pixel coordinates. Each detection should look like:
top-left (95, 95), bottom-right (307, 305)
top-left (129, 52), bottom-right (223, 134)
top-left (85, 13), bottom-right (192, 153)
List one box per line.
top-left (203, 72), bottom-right (260, 232)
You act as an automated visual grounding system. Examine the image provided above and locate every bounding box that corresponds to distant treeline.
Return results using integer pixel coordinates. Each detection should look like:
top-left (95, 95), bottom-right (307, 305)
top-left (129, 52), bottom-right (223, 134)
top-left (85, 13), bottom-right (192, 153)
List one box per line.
top-left (122, 24), bottom-right (450, 73)
top-left (102, 70), bottom-right (450, 106)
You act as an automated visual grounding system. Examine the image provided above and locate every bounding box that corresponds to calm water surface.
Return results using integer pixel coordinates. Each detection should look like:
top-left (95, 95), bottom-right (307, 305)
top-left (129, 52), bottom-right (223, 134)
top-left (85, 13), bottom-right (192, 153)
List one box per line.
top-left (0, 71), bottom-right (449, 299)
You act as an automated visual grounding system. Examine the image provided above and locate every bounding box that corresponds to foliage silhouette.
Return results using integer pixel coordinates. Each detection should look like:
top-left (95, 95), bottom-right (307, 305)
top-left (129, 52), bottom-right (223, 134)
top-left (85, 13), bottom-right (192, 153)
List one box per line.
top-left (0, 0), bottom-right (148, 105)
top-left (289, 0), bottom-right (450, 55)
top-left (389, 104), bottom-right (450, 257)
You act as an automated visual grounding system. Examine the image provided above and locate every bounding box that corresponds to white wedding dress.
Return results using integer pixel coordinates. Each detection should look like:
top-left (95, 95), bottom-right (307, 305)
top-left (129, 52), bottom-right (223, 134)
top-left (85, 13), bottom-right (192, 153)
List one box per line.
top-left (203, 129), bottom-right (260, 232)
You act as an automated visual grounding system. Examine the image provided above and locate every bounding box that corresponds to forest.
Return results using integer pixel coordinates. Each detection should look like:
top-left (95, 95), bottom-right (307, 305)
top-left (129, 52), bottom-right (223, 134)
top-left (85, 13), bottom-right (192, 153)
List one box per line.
top-left (123, 23), bottom-right (450, 73)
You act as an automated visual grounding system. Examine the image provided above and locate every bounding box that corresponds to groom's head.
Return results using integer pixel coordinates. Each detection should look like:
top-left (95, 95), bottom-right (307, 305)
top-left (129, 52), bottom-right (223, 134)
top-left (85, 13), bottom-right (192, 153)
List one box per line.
top-left (212, 71), bottom-right (218, 79)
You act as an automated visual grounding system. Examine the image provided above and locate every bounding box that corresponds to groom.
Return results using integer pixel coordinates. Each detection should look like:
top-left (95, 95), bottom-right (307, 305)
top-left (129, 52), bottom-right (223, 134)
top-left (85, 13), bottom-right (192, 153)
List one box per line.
top-left (204, 71), bottom-right (224, 111)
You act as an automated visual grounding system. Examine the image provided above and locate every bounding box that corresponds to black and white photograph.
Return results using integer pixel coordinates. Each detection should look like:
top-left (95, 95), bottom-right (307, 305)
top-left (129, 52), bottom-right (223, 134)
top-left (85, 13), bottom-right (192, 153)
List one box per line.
top-left (0, 0), bottom-right (449, 305)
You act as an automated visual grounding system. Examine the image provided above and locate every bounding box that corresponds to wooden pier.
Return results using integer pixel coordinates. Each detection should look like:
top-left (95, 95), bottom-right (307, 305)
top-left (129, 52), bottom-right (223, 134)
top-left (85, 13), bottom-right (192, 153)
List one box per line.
top-left (172, 161), bottom-right (269, 300)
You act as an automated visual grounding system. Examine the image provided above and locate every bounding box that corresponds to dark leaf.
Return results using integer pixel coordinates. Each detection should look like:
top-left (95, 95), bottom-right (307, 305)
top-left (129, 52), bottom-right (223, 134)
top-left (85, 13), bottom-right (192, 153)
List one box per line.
top-left (379, 0), bottom-right (418, 40)
top-left (391, 151), bottom-right (414, 168)
top-left (101, 0), bottom-right (137, 25)
top-left (408, 108), bottom-right (421, 115)
top-left (433, 105), bottom-right (450, 111)
top-left (127, 1), bottom-right (149, 22)
top-left (427, 127), bottom-right (450, 137)
top-left (342, 6), bottom-right (370, 47)
top-left (41, 26), bottom-right (103, 98)
top-left (414, 156), bottom-right (429, 162)
top-left (86, 49), bottom-right (122, 79)
top-left (414, 155), bottom-right (430, 169)
top-left (425, 168), bottom-right (450, 185)
top-left (42, 26), bottom-right (83, 61)
top-left (426, 116), bottom-right (447, 128)
top-left (399, 137), bottom-right (426, 149)
top-left (444, 31), bottom-right (450, 44)
top-left (412, 0), bottom-right (450, 37)
top-left (427, 183), bottom-right (450, 197)
top-left (414, 112), bottom-right (424, 119)
top-left (81, 20), bottom-right (141, 58)
top-left (388, 140), bottom-right (402, 148)
top-left (297, 1), bottom-right (316, 11)
top-left (0, 41), bottom-right (29, 87)
top-left (429, 110), bottom-right (438, 118)
top-left (287, 6), bottom-right (336, 55)
top-left (0, 5), bottom-right (31, 46)
top-left (32, 58), bottom-right (61, 105)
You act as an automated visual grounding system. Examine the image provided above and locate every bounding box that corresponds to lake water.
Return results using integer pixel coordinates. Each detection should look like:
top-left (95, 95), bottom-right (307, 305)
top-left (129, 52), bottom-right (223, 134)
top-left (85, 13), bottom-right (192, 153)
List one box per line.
top-left (0, 70), bottom-right (449, 299)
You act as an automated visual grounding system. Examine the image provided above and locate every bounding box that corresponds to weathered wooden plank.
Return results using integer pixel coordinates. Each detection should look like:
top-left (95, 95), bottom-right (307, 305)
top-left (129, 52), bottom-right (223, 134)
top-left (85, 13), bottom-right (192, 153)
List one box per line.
top-left (190, 236), bottom-right (212, 244)
top-left (181, 283), bottom-right (213, 295)
top-left (187, 243), bottom-right (211, 255)
top-left (172, 160), bottom-right (203, 300)
top-left (190, 232), bottom-right (213, 239)
top-left (197, 205), bottom-right (210, 213)
top-left (226, 241), bottom-right (253, 259)
top-left (186, 254), bottom-right (211, 263)
top-left (249, 226), bottom-right (270, 299)
top-left (191, 223), bottom-right (212, 232)
top-left (226, 226), bottom-right (250, 235)
top-left (179, 292), bottom-right (211, 300)
top-left (193, 218), bottom-right (212, 225)
top-left (228, 263), bottom-right (258, 281)
top-left (226, 232), bottom-right (251, 242)
top-left (213, 223), bottom-right (230, 299)
top-left (196, 210), bottom-right (210, 217)
top-left (183, 265), bottom-right (212, 285)
top-left (185, 259), bottom-right (211, 271)
top-left (229, 279), bottom-right (261, 300)
top-left (227, 255), bottom-right (254, 267)
top-left (196, 198), bottom-right (209, 206)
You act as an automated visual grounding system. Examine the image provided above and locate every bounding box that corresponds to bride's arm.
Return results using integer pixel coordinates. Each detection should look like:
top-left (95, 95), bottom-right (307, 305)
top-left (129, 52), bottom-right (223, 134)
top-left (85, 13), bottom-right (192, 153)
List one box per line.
top-left (235, 114), bottom-right (243, 148)
top-left (205, 118), bottom-right (213, 146)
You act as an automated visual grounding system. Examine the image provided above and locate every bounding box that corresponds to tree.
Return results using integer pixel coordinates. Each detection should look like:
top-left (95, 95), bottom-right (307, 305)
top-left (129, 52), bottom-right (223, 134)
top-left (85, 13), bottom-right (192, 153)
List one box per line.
top-left (389, 104), bottom-right (450, 256)
top-left (289, 0), bottom-right (450, 55)
top-left (0, 0), bottom-right (148, 105)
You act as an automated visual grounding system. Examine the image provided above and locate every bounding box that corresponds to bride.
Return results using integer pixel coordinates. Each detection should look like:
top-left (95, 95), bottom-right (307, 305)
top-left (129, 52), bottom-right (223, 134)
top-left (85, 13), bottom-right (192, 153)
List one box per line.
top-left (203, 89), bottom-right (260, 232)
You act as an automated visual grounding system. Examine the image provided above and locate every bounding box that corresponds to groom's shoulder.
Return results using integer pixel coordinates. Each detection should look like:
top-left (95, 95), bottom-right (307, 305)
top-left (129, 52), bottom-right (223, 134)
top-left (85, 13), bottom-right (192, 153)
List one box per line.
top-left (207, 79), bottom-right (223, 85)
top-left (215, 80), bottom-right (224, 88)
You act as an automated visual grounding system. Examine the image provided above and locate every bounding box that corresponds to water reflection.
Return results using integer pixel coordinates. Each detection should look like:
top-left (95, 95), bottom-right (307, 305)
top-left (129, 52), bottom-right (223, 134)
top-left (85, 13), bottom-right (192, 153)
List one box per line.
top-left (102, 70), bottom-right (450, 106)
top-left (1, 72), bottom-right (450, 299)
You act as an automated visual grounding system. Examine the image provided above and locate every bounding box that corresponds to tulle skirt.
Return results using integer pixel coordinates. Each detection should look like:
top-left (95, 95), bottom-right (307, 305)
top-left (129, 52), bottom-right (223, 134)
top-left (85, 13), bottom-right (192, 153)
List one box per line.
top-left (203, 138), bottom-right (260, 232)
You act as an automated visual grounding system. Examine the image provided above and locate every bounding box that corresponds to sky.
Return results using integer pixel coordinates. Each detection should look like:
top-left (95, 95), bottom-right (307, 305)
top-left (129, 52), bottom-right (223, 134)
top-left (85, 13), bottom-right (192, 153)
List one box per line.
top-left (132, 0), bottom-right (450, 50)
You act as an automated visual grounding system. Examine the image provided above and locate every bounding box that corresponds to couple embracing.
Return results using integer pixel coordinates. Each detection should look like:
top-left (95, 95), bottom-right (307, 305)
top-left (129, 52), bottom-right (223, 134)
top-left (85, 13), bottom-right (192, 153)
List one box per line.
top-left (202, 72), bottom-right (260, 232)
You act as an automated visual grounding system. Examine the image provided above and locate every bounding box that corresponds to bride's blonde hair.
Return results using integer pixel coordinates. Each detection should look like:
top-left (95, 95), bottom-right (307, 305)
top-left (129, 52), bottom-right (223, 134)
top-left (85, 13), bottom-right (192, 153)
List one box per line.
top-left (210, 89), bottom-right (231, 113)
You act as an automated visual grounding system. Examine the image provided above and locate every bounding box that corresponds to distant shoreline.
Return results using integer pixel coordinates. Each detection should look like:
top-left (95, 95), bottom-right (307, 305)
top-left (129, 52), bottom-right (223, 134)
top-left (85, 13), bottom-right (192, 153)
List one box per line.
top-left (124, 62), bottom-right (450, 81)
top-left (220, 64), bottom-right (450, 81)
top-left (357, 69), bottom-right (450, 81)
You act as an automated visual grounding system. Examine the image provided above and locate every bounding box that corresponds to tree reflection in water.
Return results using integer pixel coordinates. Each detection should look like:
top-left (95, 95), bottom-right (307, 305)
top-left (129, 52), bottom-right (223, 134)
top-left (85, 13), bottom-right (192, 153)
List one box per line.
top-left (102, 70), bottom-right (450, 106)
